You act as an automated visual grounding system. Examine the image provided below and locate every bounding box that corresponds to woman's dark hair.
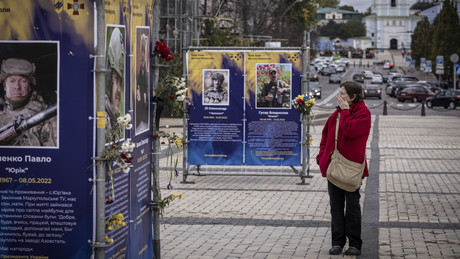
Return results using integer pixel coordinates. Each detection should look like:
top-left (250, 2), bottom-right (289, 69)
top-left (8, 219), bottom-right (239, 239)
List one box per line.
top-left (340, 81), bottom-right (363, 103)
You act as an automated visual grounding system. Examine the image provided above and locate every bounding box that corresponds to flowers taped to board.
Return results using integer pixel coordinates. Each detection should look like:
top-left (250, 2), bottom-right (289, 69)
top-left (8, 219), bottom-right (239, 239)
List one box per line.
top-left (91, 113), bottom-right (135, 245)
top-left (105, 213), bottom-right (126, 242)
top-left (292, 94), bottom-right (315, 117)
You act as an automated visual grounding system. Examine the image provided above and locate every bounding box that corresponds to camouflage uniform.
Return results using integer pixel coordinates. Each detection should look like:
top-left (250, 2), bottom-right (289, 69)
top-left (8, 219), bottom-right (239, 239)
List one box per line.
top-left (105, 27), bottom-right (125, 137)
top-left (262, 80), bottom-right (290, 107)
top-left (0, 59), bottom-right (57, 146)
top-left (204, 72), bottom-right (228, 104)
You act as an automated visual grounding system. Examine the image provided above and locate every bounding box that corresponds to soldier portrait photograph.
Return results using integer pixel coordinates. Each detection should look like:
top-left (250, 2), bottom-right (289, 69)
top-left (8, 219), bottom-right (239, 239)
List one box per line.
top-left (105, 25), bottom-right (126, 142)
top-left (135, 27), bottom-right (150, 135)
top-left (0, 41), bottom-right (58, 148)
top-left (256, 64), bottom-right (292, 109)
top-left (202, 69), bottom-right (229, 106)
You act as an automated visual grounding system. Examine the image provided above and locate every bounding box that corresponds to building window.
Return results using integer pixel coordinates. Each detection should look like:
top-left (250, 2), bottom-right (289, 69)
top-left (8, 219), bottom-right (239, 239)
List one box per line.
top-left (372, 42), bottom-right (374, 46)
top-left (391, 0), bottom-right (396, 7)
top-left (386, 21), bottom-right (389, 26)
top-left (333, 15), bottom-right (335, 19)
top-left (372, 33), bottom-right (374, 37)
top-left (393, 20), bottom-right (396, 26)
top-left (399, 21), bottom-right (402, 26)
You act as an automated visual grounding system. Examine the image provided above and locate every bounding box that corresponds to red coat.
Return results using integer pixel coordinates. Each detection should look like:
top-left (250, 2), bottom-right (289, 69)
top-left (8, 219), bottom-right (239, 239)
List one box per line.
top-left (316, 101), bottom-right (371, 178)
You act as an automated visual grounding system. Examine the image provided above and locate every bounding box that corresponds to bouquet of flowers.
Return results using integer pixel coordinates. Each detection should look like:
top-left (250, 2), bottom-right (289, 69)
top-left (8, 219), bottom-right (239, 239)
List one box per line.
top-left (155, 41), bottom-right (173, 61)
top-left (155, 75), bottom-right (189, 115)
top-left (292, 94), bottom-right (315, 117)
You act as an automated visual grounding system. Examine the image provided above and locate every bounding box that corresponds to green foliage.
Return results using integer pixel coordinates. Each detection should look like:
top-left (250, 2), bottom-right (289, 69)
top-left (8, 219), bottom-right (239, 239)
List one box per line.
top-left (319, 20), bottom-right (365, 40)
top-left (411, 17), bottom-right (432, 69)
top-left (339, 5), bottom-right (355, 12)
top-left (200, 20), bottom-right (243, 47)
top-left (412, 0), bottom-right (460, 80)
top-left (317, 0), bottom-right (340, 8)
top-left (342, 20), bottom-right (366, 38)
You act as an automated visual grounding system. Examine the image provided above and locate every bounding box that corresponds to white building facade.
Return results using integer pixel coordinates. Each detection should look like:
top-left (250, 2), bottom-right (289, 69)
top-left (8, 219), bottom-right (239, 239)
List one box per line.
top-left (364, 0), bottom-right (421, 49)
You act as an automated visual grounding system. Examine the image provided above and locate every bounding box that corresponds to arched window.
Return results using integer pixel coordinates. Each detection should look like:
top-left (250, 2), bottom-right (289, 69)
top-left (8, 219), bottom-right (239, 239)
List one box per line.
top-left (391, 0), bottom-right (396, 7)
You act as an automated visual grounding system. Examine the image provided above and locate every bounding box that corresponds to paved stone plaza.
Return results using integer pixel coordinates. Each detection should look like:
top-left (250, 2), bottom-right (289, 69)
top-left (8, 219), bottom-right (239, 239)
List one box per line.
top-left (156, 115), bottom-right (460, 258)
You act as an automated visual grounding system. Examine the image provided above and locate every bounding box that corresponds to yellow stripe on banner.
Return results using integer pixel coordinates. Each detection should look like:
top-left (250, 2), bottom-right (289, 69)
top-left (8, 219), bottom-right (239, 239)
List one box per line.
top-left (96, 111), bottom-right (106, 128)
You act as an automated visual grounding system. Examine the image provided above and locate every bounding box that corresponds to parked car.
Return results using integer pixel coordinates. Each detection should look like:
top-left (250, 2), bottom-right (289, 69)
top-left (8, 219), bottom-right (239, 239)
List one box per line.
top-left (386, 81), bottom-right (414, 97)
top-left (426, 90), bottom-right (460, 109)
top-left (383, 61), bottom-right (394, 69)
top-left (329, 74), bottom-right (341, 84)
top-left (397, 86), bottom-right (434, 102)
top-left (309, 71), bottom-right (319, 81)
top-left (382, 74), bottom-right (392, 83)
top-left (362, 70), bottom-right (374, 79)
top-left (371, 74), bottom-right (383, 84)
top-left (363, 84), bottom-right (382, 99)
top-left (309, 82), bottom-right (322, 99)
top-left (352, 73), bottom-right (365, 83)
top-left (335, 65), bottom-right (346, 73)
top-left (321, 67), bottom-right (336, 76)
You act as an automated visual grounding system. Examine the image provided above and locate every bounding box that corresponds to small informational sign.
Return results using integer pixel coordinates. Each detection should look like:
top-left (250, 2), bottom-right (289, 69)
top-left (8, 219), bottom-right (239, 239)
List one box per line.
top-left (455, 64), bottom-right (460, 75)
top-left (425, 60), bottom-right (432, 73)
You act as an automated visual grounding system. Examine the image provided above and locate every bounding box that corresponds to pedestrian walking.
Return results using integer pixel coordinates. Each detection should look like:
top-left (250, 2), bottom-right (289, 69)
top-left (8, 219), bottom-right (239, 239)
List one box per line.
top-left (316, 81), bottom-right (371, 256)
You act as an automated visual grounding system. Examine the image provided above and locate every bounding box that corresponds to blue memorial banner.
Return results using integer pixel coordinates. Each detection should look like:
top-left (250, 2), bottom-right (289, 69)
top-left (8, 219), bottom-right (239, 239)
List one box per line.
top-left (0, 1), bottom-right (153, 258)
top-left (187, 52), bottom-right (244, 165)
top-left (244, 52), bottom-right (302, 166)
top-left (0, 1), bottom-right (94, 258)
top-left (103, 1), bottom-right (153, 259)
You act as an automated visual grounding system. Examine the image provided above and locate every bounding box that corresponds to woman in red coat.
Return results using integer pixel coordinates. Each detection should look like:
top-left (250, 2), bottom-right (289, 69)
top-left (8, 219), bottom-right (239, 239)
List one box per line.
top-left (316, 81), bottom-right (371, 256)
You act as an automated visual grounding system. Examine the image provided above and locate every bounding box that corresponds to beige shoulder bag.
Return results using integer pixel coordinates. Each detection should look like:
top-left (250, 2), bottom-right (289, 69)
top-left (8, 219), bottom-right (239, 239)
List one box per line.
top-left (326, 113), bottom-right (366, 192)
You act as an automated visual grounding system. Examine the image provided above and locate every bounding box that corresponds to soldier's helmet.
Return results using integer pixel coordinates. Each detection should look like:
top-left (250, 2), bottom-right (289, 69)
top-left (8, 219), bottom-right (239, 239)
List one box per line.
top-left (0, 58), bottom-right (36, 85)
top-left (108, 28), bottom-right (125, 78)
top-left (211, 72), bottom-right (224, 84)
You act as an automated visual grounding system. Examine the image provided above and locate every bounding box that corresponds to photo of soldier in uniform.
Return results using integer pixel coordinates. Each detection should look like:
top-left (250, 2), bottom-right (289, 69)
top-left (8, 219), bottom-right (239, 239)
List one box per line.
top-left (0, 42), bottom-right (58, 148)
top-left (256, 64), bottom-right (291, 109)
top-left (105, 25), bottom-right (126, 142)
top-left (202, 69), bottom-right (229, 105)
top-left (135, 27), bottom-right (150, 135)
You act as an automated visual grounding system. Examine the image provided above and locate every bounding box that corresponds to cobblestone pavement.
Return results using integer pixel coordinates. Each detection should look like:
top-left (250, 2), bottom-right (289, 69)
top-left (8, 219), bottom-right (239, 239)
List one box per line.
top-left (155, 114), bottom-right (460, 258)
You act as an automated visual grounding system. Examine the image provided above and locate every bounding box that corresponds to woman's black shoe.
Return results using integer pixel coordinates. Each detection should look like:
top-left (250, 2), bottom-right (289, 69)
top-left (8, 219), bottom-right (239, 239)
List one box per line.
top-left (329, 245), bottom-right (343, 255)
top-left (344, 246), bottom-right (361, 256)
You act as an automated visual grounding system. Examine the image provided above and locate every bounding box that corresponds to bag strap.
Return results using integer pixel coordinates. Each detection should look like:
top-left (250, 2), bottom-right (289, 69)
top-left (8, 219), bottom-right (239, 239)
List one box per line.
top-left (334, 113), bottom-right (340, 150)
top-left (334, 112), bottom-right (367, 167)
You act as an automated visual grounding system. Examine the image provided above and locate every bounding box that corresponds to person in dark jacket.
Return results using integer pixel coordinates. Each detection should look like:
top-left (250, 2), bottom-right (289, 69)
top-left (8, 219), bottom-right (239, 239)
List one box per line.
top-left (316, 81), bottom-right (371, 256)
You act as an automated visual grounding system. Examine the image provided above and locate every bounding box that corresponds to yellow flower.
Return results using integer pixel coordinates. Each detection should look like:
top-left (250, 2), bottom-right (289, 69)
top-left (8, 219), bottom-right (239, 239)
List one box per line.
top-left (179, 193), bottom-right (183, 200)
top-left (175, 137), bottom-right (183, 147)
top-left (172, 193), bottom-right (178, 198)
top-left (108, 238), bottom-right (114, 243)
top-left (121, 222), bottom-right (126, 227)
top-left (105, 235), bottom-right (109, 239)
top-left (107, 226), bottom-right (114, 230)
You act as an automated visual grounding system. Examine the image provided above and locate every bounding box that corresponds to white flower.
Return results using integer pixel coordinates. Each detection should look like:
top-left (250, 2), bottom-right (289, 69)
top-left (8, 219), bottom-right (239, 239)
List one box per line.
top-left (175, 89), bottom-right (186, 95)
top-left (126, 124), bottom-right (133, 130)
top-left (177, 95), bottom-right (185, 102)
top-left (122, 165), bottom-right (131, 174)
top-left (121, 139), bottom-right (133, 153)
top-left (124, 113), bottom-right (132, 121)
top-left (116, 159), bottom-right (126, 167)
top-left (117, 117), bottom-right (124, 124)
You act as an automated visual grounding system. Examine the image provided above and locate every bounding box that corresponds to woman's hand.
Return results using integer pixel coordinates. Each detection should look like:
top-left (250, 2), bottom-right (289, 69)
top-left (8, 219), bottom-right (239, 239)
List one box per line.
top-left (336, 94), bottom-right (350, 110)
